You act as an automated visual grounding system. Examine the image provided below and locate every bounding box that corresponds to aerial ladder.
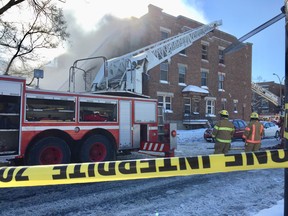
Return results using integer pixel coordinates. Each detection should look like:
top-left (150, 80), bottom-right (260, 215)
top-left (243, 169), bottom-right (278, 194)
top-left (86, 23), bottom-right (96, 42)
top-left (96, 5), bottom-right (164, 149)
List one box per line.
top-left (251, 82), bottom-right (280, 106)
top-left (86, 20), bottom-right (222, 94)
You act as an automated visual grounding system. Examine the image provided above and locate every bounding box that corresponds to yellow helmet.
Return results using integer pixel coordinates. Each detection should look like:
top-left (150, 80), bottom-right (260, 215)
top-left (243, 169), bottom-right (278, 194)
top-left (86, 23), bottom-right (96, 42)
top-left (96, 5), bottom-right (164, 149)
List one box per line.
top-left (250, 112), bottom-right (259, 119)
top-left (219, 110), bottom-right (229, 117)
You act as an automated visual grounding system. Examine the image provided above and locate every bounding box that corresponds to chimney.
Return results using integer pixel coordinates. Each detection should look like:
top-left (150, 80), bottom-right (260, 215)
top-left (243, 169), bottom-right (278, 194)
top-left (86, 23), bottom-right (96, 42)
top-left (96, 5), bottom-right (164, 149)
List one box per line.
top-left (148, 4), bottom-right (163, 15)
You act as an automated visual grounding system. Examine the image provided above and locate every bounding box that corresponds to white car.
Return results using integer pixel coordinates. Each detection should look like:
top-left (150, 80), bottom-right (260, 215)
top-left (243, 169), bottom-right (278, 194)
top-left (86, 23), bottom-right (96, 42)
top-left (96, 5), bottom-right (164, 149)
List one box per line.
top-left (261, 121), bottom-right (280, 139)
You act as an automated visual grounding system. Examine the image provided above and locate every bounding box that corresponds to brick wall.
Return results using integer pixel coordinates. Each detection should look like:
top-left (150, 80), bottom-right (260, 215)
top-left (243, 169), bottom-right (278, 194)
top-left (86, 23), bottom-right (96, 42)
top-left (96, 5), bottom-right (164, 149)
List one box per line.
top-left (139, 5), bottom-right (252, 127)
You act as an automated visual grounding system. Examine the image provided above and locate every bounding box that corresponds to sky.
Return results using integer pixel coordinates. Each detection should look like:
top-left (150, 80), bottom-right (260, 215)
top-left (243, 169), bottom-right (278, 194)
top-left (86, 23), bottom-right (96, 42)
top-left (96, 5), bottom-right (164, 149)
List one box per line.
top-left (53, 0), bottom-right (285, 85)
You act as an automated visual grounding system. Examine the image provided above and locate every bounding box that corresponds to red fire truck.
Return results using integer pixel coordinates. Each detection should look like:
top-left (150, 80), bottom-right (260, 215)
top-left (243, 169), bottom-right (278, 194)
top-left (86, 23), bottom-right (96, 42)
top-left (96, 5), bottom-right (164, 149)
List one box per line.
top-left (0, 75), bottom-right (177, 165)
top-left (0, 20), bottom-right (223, 165)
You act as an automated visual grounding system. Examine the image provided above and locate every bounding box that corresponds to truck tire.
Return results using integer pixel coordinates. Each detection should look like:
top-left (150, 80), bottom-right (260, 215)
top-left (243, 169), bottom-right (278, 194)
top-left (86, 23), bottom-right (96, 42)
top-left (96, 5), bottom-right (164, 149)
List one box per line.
top-left (80, 134), bottom-right (116, 162)
top-left (26, 137), bottom-right (71, 165)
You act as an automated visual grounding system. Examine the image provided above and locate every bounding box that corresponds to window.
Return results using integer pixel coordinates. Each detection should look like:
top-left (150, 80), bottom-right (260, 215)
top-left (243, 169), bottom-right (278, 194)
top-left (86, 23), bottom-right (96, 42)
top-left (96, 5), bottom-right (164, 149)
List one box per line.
top-left (79, 99), bottom-right (117, 122)
top-left (158, 96), bottom-right (163, 107)
top-left (160, 27), bottom-right (170, 40)
top-left (160, 62), bottom-right (168, 82)
top-left (218, 73), bottom-right (225, 90)
top-left (201, 42), bottom-right (208, 60)
top-left (158, 95), bottom-right (172, 111)
top-left (178, 64), bottom-right (187, 84)
top-left (205, 98), bottom-right (216, 116)
top-left (184, 98), bottom-right (191, 114)
top-left (219, 48), bottom-right (225, 64)
top-left (238, 120), bottom-right (246, 128)
top-left (165, 97), bottom-right (171, 110)
top-left (26, 95), bottom-right (75, 122)
top-left (161, 31), bottom-right (169, 40)
top-left (201, 69), bottom-right (208, 86)
top-left (179, 49), bottom-right (186, 55)
top-left (232, 121), bottom-right (239, 128)
top-left (193, 100), bottom-right (200, 113)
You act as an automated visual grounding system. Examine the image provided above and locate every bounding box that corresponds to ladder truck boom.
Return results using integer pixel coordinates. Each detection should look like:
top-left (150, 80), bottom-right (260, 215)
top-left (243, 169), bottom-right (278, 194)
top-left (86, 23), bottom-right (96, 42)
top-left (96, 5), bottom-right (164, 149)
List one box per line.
top-left (91, 20), bottom-right (222, 94)
top-left (251, 82), bottom-right (280, 106)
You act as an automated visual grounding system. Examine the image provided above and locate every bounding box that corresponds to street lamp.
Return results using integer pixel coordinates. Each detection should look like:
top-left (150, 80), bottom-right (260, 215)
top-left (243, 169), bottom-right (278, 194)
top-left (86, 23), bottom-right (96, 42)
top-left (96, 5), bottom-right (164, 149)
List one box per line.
top-left (273, 73), bottom-right (284, 113)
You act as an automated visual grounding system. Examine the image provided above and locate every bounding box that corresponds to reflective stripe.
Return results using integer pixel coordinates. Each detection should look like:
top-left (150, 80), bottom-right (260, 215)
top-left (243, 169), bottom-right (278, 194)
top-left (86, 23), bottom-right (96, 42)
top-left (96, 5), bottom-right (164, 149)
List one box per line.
top-left (251, 124), bottom-right (256, 141)
top-left (215, 137), bottom-right (232, 143)
top-left (246, 139), bottom-right (261, 144)
top-left (245, 123), bottom-right (263, 144)
top-left (245, 127), bottom-right (251, 131)
top-left (214, 126), bottom-right (234, 131)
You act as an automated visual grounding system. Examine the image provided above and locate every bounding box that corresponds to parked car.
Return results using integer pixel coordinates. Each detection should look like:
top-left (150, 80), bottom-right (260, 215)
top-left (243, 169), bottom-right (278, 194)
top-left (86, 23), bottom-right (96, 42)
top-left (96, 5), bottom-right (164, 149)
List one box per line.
top-left (204, 119), bottom-right (247, 142)
top-left (261, 121), bottom-right (280, 139)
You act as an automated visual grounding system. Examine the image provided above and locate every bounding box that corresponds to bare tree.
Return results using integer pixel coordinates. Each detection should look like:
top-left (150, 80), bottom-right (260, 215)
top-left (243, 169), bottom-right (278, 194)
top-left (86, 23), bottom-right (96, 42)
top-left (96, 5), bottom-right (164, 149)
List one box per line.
top-left (0, 0), bottom-right (25, 15)
top-left (0, 0), bottom-right (69, 75)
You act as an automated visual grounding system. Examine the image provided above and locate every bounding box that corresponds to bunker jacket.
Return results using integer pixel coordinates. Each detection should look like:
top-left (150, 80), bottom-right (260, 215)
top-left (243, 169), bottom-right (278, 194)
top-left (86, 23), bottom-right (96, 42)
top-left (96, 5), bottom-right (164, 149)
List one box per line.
top-left (212, 118), bottom-right (235, 144)
top-left (242, 120), bottom-right (264, 144)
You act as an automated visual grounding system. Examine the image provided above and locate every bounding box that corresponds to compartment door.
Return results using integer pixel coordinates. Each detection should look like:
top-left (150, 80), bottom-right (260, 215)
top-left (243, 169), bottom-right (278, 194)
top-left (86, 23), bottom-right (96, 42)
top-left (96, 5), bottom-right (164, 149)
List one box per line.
top-left (119, 100), bottom-right (132, 149)
top-left (0, 80), bottom-right (22, 156)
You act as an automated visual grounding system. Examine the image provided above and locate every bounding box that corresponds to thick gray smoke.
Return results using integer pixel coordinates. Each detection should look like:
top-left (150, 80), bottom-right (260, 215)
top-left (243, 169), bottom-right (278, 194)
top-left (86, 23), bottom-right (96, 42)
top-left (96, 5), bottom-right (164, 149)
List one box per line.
top-left (41, 11), bottom-right (147, 92)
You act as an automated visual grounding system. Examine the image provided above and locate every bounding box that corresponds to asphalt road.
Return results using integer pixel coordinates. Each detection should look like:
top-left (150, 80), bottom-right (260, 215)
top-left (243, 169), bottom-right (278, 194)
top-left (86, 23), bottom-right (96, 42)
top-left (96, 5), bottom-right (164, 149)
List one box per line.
top-left (0, 138), bottom-right (284, 216)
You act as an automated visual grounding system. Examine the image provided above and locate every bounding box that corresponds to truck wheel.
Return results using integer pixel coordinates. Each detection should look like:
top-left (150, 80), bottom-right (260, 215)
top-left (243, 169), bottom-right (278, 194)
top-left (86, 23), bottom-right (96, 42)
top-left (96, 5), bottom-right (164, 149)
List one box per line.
top-left (26, 137), bottom-right (71, 165)
top-left (80, 134), bottom-right (116, 162)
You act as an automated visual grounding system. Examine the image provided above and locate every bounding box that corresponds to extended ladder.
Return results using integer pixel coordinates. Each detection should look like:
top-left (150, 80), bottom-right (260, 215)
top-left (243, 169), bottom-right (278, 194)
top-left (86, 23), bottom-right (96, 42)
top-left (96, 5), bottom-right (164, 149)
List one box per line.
top-left (91, 20), bottom-right (222, 93)
top-left (251, 82), bottom-right (280, 106)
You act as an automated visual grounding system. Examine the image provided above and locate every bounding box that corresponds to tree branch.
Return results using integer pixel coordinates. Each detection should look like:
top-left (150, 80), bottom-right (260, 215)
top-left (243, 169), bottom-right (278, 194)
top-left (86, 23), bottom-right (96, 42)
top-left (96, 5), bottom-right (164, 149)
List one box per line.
top-left (0, 0), bottom-right (26, 15)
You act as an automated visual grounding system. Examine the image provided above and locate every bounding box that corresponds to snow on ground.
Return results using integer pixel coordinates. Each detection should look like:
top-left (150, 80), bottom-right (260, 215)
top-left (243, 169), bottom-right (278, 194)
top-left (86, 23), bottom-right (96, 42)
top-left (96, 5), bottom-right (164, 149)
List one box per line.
top-left (0, 129), bottom-right (285, 216)
top-left (177, 129), bottom-right (284, 216)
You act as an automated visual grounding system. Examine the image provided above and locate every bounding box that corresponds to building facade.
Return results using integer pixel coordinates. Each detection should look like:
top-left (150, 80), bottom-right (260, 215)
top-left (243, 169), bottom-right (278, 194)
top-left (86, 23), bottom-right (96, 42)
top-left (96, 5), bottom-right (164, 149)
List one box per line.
top-left (67, 4), bottom-right (254, 129)
top-left (134, 5), bottom-right (252, 129)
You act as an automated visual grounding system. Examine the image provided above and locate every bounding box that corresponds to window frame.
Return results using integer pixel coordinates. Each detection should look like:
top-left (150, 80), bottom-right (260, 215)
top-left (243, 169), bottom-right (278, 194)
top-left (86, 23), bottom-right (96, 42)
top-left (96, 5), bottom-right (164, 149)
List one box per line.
top-left (205, 97), bottom-right (216, 117)
top-left (184, 97), bottom-right (191, 114)
top-left (158, 95), bottom-right (173, 112)
top-left (201, 41), bottom-right (209, 61)
top-left (178, 64), bottom-right (187, 85)
top-left (219, 47), bottom-right (225, 65)
top-left (201, 69), bottom-right (209, 87)
top-left (218, 72), bottom-right (225, 91)
top-left (160, 62), bottom-right (169, 83)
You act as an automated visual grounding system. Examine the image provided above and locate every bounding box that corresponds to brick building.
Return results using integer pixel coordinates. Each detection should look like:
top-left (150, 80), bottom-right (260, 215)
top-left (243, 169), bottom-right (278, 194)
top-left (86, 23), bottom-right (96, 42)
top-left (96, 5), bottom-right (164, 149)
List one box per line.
top-left (67, 4), bottom-right (253, 129)
top-left (130, 5), bottom-right (252, 129)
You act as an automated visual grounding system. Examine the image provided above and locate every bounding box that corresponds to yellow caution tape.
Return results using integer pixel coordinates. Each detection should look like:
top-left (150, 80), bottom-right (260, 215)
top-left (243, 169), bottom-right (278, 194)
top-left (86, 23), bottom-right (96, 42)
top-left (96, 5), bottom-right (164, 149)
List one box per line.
top-left (0, 149), bottom-right (287, 188)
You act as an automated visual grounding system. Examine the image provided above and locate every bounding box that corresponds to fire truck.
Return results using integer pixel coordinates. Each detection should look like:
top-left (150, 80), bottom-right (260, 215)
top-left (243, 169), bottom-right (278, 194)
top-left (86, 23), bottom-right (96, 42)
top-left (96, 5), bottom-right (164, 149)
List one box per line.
top-left (0, 75), bottom-right (178, 165)
top-left (0, 20), bottom-right (222, 165)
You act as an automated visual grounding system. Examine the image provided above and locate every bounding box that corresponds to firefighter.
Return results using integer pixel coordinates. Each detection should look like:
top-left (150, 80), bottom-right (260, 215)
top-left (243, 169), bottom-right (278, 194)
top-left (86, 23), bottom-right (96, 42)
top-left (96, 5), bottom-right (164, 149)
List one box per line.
top-left (212, 110), bottom-right (235, 154)
top-left (242, 112), bottom-right (264, 152)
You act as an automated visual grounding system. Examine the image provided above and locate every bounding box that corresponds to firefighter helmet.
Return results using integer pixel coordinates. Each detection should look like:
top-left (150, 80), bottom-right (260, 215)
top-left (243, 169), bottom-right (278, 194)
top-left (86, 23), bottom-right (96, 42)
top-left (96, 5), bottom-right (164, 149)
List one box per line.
top-left (219, 110), bottom-right (229, 117)
top-left (250, 112), bottom-right (259, 119)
